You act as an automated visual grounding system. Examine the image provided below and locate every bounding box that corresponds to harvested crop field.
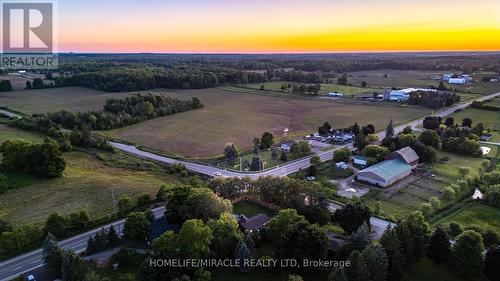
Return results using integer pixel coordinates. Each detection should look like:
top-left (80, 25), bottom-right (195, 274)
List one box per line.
top-left (104, 88), bottom-right (432, 157)
top-left (0, 86), bottom-right (133, 114)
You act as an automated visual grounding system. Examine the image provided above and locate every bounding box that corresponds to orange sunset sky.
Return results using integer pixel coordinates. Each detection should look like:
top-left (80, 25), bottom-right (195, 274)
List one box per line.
top-left (57, 0), bottom-right (500, 53)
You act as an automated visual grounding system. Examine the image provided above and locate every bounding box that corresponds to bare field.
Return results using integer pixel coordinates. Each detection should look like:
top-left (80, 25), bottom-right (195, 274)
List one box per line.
top-left (104, 88), bottom-right (432, 157)
top-left (0, 86), bottom-right (133, 114)
top-left (348, 69), bottom-right (444, 88)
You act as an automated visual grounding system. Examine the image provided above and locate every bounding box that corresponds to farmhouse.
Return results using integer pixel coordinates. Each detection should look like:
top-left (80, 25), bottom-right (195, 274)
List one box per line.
top-left (356, 146), bottom-right (419, 187)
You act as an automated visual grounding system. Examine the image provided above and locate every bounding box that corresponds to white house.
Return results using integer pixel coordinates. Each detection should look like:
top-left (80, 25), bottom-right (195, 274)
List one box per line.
top-left (448, 78), bottom-right (466, 84)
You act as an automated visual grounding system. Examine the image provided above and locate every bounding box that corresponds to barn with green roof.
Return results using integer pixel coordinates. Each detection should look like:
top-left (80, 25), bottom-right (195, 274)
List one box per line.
top-left (355, 146), bottom-right (419, 187)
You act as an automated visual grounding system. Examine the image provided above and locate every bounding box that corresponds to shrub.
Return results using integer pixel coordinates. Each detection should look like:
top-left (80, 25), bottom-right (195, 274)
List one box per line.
top-left (443, 186), bottom-right (456, 200)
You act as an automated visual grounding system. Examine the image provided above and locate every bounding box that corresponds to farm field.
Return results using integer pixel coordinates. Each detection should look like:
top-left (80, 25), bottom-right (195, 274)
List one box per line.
top-left (241, 82), bottom-right (381, 97)
top-left (104, 88), bottom-right (432, 157)
top-left (449, 108), bottom-right (500, 132)
top-left (0, 86), bottom-right (133, 114)
top-left (347, 69), bottom-right (444, 88)
top-left (0, 151), bottom-right (179, 225)
top-left (436, 204), bottom-right (500, 234)
top-left (0, 125), bottom-right (44, 144)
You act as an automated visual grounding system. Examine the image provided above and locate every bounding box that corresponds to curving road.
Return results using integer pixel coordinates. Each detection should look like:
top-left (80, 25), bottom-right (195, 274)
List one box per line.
top-left (0, 109), bottom-right (22, 119)
top-left (110, 91), bottom-right (500, 178)
top-left (0, 207), bottom-right (165, 281)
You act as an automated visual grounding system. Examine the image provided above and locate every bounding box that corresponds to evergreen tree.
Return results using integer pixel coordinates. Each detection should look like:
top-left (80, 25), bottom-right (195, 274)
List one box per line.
top-left (328, 267), bottom-right (348, 281)
top-left (243, 232), bottom-right (256, 257)
top-left (427, 226), bottom-right (450, 264)
top-left (108, 225), bottom-right (120, 247)
top-left (234, 241), bottom-right (252, 272)
top-left (346, 250), bottom-right (370, 281)
top-left (224, 144), bottom-right (238, 165)
top-left (42, 233), bottom-right (63, 277)
top-left (386, 119), bottom-right (395, 139)
top-left (280, 152), bottom-right (288, 161)
top-left (271, 149), bottom-right (278, 160)
top-left (250, 156), bottom-right (263, 171)
top-left (354, 132), bottom-right (367, 151)
top-left (61, 249), bottom-right (90, 281)
top-left (380, 225), bottom-right (406, 281)
top-left (362, 244), bottom-right (389, 281)
top-left (349, 222), bottom-right (371, 251)
top-left (484, 245), bottom-right (500, 281)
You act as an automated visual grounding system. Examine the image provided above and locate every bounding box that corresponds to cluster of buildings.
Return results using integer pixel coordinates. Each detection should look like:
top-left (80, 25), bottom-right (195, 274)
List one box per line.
top-left (384, 88), bottom-right (437, 102)
top-left (355, 147), bottom-right (420, 188)
top-left (443, 74), bottom-right (472, 85)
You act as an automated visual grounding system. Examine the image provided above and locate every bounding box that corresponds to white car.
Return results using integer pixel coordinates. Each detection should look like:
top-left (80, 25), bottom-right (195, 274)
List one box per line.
top-left (27, 275), bottom-right (36, 281)
top-left (214, 172), bottom-right (222, 177)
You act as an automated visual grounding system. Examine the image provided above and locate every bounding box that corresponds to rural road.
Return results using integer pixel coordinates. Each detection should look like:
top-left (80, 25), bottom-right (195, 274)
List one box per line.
top-left (110, 91), bottom-right (500, 179)
top-left (0, 207), bottom-right (166, 281)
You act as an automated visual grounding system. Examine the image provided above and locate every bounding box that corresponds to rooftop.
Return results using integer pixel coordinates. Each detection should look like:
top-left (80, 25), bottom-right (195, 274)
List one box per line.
top-left (390, 146), bottom-right (419, 164)
top-left (240, 214), bottom-right (271, 231)
top-left (359, 159), bottom-right (412, 181)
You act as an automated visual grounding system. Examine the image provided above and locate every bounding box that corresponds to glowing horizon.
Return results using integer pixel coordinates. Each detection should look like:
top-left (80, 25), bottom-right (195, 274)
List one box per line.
top-left (56, 0), bottom-right (500, 53)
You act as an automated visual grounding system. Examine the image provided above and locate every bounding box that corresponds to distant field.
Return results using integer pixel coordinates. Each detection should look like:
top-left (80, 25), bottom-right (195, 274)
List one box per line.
top-left (348, 69), bottom-right (444, 88)
top-left (241, 82), bottom-right (380, 97)
top-left (0, 86), bottom-right (133, 114)
top-left (450, 108), bottom-right (500, 132)
top-left (437, 204), bottom-right (500, 234)
top-left (104, 88), bottom-right (432, 157)
top-left (0, 152), bottom-right (179, 225)
top-left (0, 125), bottom-right (44, 144)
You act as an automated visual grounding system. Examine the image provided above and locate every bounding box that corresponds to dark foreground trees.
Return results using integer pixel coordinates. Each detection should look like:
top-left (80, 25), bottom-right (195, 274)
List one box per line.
top-left (0, 138), bottom-right (66, 177)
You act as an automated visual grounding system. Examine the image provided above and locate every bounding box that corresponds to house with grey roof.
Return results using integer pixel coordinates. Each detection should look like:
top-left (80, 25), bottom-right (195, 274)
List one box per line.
top-left (386, 146), bottom-right (419, 168)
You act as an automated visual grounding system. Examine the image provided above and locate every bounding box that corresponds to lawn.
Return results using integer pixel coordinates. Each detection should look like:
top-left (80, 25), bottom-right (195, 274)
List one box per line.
top-left (0, 151), bottom-right (179, 225)
top-left (104, 88), bottom-right (432, 157)
top-left (0, 124), bottom-right (44, 143)
top-left (436, 203), bottom-right (500, 234)
top-left (450, 108), bottom-right (500, 132)
top-left (232, 201), bottom-right (276, 217)
top-left (241, 82), bottom-right (380, 97)
top-left (0, 86), bottom-right (134, 114)
top-left (424, 151), bottom-right (489, 180)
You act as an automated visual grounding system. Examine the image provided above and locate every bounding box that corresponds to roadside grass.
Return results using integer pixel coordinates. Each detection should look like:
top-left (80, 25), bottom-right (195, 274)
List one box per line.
top-left (450, 108), bottom-right (500, 131)
top-left (435, 203), bottom-right (500, 234)
top-left (104, 87), bottom-right (432, 158)
top-left (406, 258), bottom-right (487, 281)
top-left (233, 201), bottom-right (276, 217)
top-left (0, 151), bottom-right (180, 225)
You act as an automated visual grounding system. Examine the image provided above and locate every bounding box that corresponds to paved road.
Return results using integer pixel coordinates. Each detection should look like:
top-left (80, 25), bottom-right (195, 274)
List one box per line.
top-left (0, 109), bottom-right (21, 119)
top-left (0, 207), bottom-right (165, 281)
top-left (111, 91), bottom-right (500, 179)
top-left (480, 141), bottom-right (500, 146)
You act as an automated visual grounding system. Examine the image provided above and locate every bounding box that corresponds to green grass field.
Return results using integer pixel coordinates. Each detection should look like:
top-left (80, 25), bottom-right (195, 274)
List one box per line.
top-left (450, 108), bottom-right (500, 132)
top-left (241, 82), bottom-right (380, 97)
top-left (437, 204), bottom-right (500, 234)
top-left (424, 151), bottom-right (489, 179)
top-left (103, 88), bottom-right (432, 157)
top-left (0, 86), bottom-right (133, 114)
top-left (0, 151), bottom-right (179, 225)
top-left (232, 201), bottom-right (275, 217)
top-left (0, 125), bottom-right (44, 143)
